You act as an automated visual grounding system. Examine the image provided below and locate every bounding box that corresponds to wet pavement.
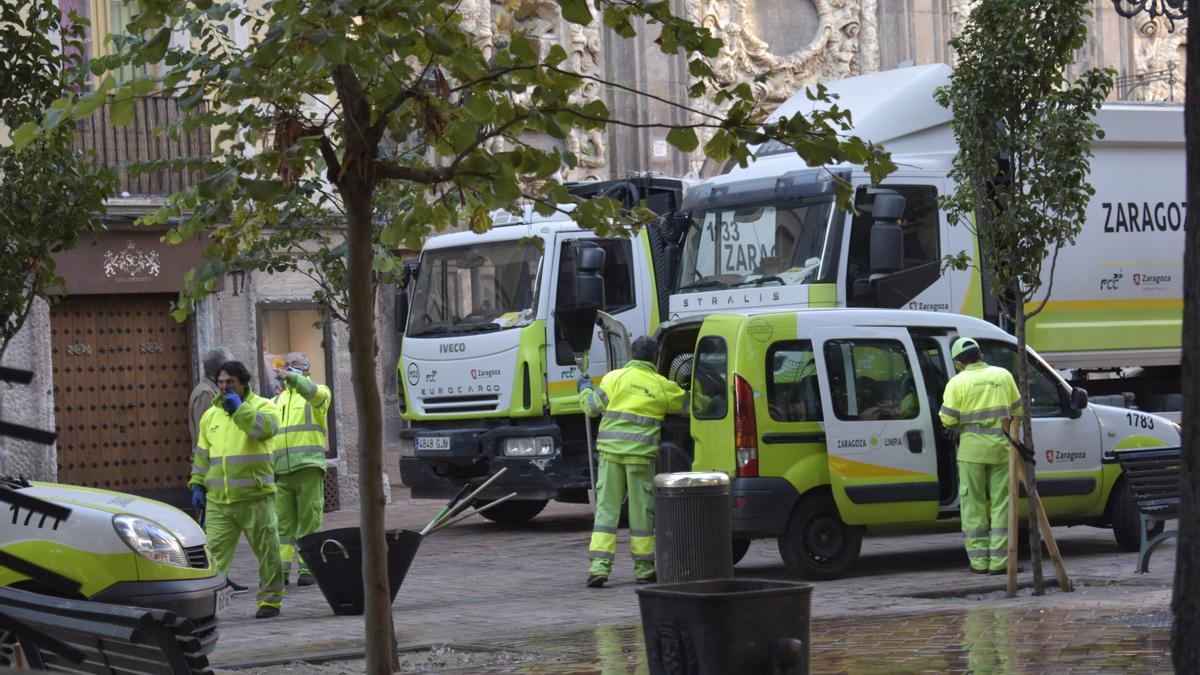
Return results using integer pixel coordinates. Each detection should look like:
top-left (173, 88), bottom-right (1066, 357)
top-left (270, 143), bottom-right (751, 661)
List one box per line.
top-left (213, 493), bottom-right (1176, 673)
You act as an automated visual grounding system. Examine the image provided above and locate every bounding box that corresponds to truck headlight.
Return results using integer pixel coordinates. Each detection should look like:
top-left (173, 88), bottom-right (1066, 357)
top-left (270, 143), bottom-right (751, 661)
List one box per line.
top-left (399, 437), bottom-right (415, 457)
top-left (112, 514), bottom-right (190, 568)
top-left (503, 436), bottom-right (556, 457)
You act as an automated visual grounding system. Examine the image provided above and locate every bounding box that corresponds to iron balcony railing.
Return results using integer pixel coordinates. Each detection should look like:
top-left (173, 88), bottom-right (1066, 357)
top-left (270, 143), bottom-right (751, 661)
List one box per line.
top-left (73, 96), bottom-right (211, 198)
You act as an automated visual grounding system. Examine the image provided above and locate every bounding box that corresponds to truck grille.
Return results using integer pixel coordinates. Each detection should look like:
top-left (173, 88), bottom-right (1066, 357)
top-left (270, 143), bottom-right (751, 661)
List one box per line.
top-left (421, 394), bottom-right (500, 414)
top-left (184, 544), bottom-right (209, 569)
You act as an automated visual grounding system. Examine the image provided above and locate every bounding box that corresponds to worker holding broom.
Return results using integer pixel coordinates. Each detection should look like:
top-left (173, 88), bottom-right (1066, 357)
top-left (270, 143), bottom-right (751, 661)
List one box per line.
top-left (939, 337), bottom-right (1023, 576)
top-left (578, 336), bottom-right (689, 588)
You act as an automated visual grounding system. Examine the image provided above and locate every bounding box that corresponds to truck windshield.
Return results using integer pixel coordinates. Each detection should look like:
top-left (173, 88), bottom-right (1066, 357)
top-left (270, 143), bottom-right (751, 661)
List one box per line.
top-left (678, 196), bottom-right (842, 290)
top-left (407, 241), bottom-right (543, 337)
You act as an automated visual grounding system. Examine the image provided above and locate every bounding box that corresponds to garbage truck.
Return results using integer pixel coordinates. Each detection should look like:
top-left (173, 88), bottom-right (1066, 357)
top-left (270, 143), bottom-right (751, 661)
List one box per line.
top-left (668, 63), bottom-right (1185, 414)
top-left (395, 177), bottom-right (690, 522)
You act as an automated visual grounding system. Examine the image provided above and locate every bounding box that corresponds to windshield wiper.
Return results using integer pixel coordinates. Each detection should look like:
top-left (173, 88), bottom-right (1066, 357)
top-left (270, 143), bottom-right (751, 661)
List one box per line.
top-left (409, 326), bottom-right (451, 337)
top-left (733, 276), bottom-right (784, 288)
top-left (446, 323), bottom-right (503, 336)
top-left (677, 279), bottom-right (730, 292)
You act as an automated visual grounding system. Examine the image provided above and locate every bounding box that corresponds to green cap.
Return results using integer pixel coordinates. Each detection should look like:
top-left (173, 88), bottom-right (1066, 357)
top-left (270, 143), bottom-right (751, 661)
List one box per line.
top-left (951, 337), bottom-right (979, 360)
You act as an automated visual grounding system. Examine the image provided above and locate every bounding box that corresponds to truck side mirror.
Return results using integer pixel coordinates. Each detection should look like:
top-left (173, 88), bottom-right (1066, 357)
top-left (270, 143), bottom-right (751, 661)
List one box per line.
top-left (869, 193), bottom-right (906, 277)
top-left (851, 278), bottom-right (875, 304)
top-left (574, 242), bottom-right (606, 312)
top-left (394, 291), bottom-right (409, 334)
top-left (1069, 386), bottom-right (1089, 417)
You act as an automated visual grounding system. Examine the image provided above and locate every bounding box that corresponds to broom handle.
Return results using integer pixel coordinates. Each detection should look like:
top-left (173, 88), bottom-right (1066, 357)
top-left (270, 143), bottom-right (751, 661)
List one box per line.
top-left (427, 493), bottom-right (520, 534)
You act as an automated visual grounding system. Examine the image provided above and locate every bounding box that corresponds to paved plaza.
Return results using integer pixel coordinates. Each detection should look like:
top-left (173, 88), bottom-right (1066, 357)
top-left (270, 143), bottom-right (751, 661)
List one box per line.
top-left (209, 482), bottom-right (1177, 673)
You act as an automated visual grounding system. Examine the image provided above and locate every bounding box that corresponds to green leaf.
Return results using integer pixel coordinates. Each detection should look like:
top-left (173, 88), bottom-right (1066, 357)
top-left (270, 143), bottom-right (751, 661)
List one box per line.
top-left (320, 38), bottom-right (349, 63)
top-left (666, 127), bottom-right (699, 153)
top-left (143, 27), bottom-right (171, 63)
top-left (239, 177), bottom-right (285, 201)
top-left (424, 29), bottom-right (455, 56)
top-left (9, 122), bottom-right (41, 152)
top-left (110, 96), bottom-right (135, 127)
top-left (559, 0), bottom-right (593, 25)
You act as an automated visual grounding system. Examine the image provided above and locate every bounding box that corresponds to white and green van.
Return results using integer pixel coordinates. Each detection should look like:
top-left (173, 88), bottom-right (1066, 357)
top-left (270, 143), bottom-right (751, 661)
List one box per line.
top-left (0, 479), bottom-right (226, 653)
top-left (647, 308), bottom-right (1180, 579)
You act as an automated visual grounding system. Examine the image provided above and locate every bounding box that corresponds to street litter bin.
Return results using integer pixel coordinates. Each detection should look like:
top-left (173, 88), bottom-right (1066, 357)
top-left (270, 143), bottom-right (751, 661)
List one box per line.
top-left (654, 472), bottom-right (732, 584)
top-left (297, 528), bottom-right (421, 616)
top-left (637, 578), bottom-right (812, 675)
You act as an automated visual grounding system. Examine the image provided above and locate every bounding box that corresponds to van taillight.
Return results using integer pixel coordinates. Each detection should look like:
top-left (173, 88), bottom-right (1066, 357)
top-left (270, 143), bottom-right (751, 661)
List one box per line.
top-left (734, 375), bottom-right (758, 477)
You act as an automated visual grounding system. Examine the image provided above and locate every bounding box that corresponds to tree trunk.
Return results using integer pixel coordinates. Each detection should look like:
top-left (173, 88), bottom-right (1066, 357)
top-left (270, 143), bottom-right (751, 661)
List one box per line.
top-left (344, 176), bottom-right (396, 673)
top-left (1171, 6), bottom-right (1200, 670)
top-left (1012, 285), bottom-right (1045, 594)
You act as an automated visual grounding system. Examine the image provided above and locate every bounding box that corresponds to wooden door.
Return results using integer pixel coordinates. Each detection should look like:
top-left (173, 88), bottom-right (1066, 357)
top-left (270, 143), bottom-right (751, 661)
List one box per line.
top-left (50, 294), bottom-right (192, 501)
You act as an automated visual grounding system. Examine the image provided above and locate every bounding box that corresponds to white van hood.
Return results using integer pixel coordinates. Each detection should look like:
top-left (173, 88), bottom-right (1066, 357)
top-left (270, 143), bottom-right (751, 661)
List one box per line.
top-left (26, 483), bottom-right (207, 547)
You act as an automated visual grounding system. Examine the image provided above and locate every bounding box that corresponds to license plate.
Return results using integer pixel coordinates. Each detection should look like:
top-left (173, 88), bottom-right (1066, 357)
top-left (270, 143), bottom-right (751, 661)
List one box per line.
top-left (215, 586), bottom-right (232, 614)
top-left (416, 436), bottom-right (451, 451)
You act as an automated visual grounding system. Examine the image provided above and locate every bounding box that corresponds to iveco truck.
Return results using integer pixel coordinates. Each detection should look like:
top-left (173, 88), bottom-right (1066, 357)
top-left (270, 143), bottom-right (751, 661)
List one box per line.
top-left (396, 177), bottom-right (689, 522)
top-left (670, 63), bottom-right (1184, 413)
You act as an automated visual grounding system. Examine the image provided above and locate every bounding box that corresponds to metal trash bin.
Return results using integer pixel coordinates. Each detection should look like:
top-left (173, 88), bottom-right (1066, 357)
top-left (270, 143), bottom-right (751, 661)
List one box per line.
top-left (654, 472), bottom-right (733, 584)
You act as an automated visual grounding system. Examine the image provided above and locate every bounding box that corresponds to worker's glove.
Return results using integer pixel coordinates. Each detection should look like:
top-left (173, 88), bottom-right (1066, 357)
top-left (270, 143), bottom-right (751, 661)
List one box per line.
top-left (192, 487), bottom-right (206, 508)
top-left (577, 376), bottom-right (592, 392)
top-left (222, 391), bottom-right (243, 414)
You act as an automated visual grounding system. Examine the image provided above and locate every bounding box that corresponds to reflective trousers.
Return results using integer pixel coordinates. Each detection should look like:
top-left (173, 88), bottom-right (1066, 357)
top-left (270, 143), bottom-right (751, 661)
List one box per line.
top-left (206, 498), bottom-right (285, 608)
top-left (959, 460), bottom-right (1010, 573)
top-left (589, 455), bottom-right (656, 580)
top-left (275, 467), bottom-right (325, 576)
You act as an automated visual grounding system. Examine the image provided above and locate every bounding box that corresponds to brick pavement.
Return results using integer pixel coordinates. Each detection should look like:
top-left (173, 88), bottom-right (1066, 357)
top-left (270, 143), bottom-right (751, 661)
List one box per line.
top-left (212, 493), bottom-right (1176, 672)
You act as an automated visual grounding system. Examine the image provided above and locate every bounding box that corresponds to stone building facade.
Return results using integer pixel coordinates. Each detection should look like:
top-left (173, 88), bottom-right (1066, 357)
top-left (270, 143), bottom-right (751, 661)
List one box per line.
top-left (0, 0), bottom-right (1186, 508)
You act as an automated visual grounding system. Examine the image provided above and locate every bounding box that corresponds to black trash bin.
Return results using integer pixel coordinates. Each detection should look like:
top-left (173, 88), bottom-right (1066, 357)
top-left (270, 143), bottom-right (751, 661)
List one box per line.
top-left (654, 472), bottom-right (732, 584)
top-left (637, 578), bottom-right (812, 675)
top-left (297, 528), bottom-right (421, 616)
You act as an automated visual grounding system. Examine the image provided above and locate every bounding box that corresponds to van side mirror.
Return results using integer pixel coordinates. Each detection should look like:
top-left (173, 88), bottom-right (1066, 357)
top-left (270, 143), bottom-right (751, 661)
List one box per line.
top-left (574, 242), bottom-right (606, 312)
top-left (869, 193), bottom-right (905, 277)
top-left (1069, 386), bottom-right (1088, 417)
top-left (394, 291), bottom-right (409, 334)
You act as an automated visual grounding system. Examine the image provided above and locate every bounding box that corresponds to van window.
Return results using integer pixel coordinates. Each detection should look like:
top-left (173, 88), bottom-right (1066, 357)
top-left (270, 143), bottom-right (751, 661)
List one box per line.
top-left (767, 341), bottom-right (823, 422)
top-left (692, 336), bottom-right (728, 419)
top-left (822, 339), bottom-right (919, 421)
top-left (976, 340), bottom-right (1066, 417)
top-left (554, 239), bottom-right (636, 365)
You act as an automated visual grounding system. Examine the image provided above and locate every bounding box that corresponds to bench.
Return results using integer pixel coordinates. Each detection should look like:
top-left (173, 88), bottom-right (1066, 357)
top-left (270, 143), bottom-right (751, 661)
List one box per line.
top-left (1114, 446), bottom-right (1181, 574)
top-left (0, 586), bottom-right (213, 674)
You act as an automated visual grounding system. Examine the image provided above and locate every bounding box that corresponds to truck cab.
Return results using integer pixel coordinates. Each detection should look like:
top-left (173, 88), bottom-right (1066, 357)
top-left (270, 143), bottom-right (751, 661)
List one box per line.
top-left (397, 177), bottom-right (686, 522)
top-left (639, 308), bottom-right (1180, 579)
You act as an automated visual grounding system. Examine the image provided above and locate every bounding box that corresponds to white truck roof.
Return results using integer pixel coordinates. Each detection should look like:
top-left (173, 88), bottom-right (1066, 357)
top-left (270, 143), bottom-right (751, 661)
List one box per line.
top-left (420, 204), bottom-right (582, 251)
top-left (669, 307), bottom-right (1014, 342)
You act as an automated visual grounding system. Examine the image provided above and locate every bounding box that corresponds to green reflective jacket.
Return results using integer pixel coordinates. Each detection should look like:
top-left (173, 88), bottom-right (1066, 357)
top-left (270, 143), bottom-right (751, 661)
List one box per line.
top-left (579, 360), bottom-right (688, 464)
top-left (190, 392), bottom-right (282, 503)
top-left (939, 362), bottom-right (1022, 465)
top-left (271, 373), bottom-right (332, 475)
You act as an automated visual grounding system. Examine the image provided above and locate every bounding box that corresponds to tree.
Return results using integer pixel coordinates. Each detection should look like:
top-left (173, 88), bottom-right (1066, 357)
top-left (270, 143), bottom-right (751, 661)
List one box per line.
top-left (0, 1), bottom-right (115, 360)
top-left (16, 1), bottom-right (892, 670)
top-left (1174, 4), bottom-right (1200, 671)
top-left (935, 0), bottom-right (1113, 593)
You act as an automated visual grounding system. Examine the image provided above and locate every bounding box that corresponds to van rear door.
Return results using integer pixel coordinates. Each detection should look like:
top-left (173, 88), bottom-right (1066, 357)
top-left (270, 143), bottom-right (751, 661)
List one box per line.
top-left (811, 327), bottom-right (941, 525)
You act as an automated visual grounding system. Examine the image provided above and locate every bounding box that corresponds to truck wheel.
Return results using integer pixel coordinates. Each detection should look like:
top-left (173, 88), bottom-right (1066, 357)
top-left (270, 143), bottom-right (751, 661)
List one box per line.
top-left (478, 499), bottom-right (549, 524)
top-left (1110, 480), bottom-right (1162, 552)
top-left (777, 493), bottom-right (862, 580)
top-left (732, 537), bottom-right (751, 565)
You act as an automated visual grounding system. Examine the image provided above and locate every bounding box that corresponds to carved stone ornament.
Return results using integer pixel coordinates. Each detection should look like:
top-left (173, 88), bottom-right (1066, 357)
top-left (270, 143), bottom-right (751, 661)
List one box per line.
top-left (684, 0), bottom-right (878, 173)
top-left (66, 341), bottom-right (92, 357)
top-left (103, 240), bottom-right (162, 280)
top-left (139, 339), bottom-right (165, 354)
top-left (1131, 12), bottom-right (1187, 101)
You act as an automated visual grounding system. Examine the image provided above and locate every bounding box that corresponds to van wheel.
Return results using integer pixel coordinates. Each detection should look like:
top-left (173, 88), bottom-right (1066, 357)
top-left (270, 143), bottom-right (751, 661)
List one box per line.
top-left (777, 493), bottom-right (863, 580)
top-left (1110, 480), bottom-right (1162, 552)
top-left (478, 499), bottom-right (549, 524)
top-left (732, 537), bottom-right (751, 565)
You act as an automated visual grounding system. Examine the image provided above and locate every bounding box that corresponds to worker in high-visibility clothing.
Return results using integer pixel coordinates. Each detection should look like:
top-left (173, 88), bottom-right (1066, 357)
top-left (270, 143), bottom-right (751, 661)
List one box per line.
top-left (578, 336), bottom-right (689, 587)
top-left (938, 337), bottom-right (1023, 575)
top-left (190, 360), bottom-right (286, 618)
top-left (271, 352), bottom-right (331, 587)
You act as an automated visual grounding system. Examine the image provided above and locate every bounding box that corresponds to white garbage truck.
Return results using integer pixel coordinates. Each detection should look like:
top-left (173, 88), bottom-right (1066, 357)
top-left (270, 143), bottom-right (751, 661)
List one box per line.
top-left (669, 63), bottom-right (1184, 414)
top-left (395, 177), bottom-right (690, 522)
